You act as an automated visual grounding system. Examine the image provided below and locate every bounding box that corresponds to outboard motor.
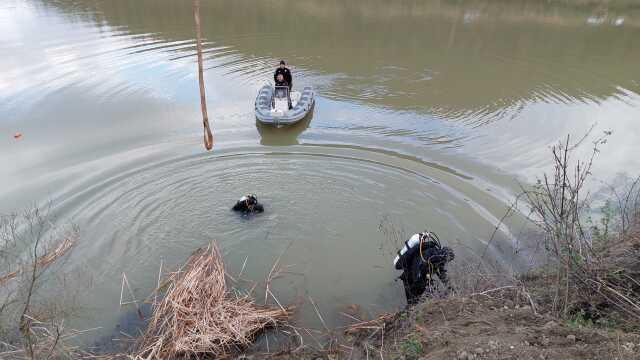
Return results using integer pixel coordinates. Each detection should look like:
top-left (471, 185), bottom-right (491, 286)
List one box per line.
top-left (232, 194), bottom-right (264, 214)
top-left (393, 232), bottom-right (455, 305)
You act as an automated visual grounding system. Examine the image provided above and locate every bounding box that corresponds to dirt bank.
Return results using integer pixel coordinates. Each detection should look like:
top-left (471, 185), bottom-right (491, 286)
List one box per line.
top-left (266, 284), bottom-right (639, 360)
top-left (375, 296), bottom-right (639, 360)
top-left (266, 232), bottom-right (640, 360)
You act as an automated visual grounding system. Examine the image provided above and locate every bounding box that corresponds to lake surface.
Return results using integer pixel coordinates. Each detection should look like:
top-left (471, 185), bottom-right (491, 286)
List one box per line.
top-left (1, 0), bottom-right (639, 348)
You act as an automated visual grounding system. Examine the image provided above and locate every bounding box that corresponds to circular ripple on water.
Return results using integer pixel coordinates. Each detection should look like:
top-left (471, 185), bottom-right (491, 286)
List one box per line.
top-left (49, 144), bottom-right (521, 337)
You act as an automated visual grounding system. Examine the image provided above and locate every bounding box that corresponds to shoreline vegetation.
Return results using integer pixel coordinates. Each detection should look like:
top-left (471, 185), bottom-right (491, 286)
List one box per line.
top-left (267, 131), bottom-right (640, 360)
top-left (1, 130), bottom-right (638, 359)
top-left (2, 0), bottom-right (639, 358)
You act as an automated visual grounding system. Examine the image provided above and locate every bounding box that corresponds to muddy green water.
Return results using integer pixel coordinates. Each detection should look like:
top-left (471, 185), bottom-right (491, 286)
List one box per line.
top-left (1, 0), bottom-right (639, 349)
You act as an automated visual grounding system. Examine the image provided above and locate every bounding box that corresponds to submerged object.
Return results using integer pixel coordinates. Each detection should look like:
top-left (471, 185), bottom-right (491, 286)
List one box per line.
top-left (255, 85), bottom-right (314, 126)
top-left (232, 194), bottom-right (264, 214)
top-left (394, 232), bottom-right (455, 305)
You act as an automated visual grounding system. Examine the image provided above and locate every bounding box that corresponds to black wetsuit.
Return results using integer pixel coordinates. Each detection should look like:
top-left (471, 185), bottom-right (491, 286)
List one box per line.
top-left (274, 67), bottom-right (292, 90)
top-left (232, 196), bottom-right (264, 214)
top-left (396, 239), bottom-right (454, 305)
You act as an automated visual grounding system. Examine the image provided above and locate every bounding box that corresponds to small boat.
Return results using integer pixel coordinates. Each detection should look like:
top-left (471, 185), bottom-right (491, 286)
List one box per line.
top-left (255, 84), bottom-right (314, 126)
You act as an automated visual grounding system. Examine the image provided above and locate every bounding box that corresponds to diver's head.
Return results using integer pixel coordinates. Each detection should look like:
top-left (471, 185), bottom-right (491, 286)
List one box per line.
top-left (246, 194), bottom-right (258, 205)
top-left (239, 194), bottom-right (257, 204)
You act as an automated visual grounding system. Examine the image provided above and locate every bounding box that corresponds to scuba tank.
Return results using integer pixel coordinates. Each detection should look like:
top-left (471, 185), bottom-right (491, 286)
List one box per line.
top-left (394, 232), bottom-right (455, 304)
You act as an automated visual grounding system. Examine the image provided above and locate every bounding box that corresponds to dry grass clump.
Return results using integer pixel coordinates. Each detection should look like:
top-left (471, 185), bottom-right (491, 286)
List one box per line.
top-left (0, 317), bottom-right (99, 359)
top-left (133, 242), bottom-right (292, 359)
top-left (0, 235), bottom-right (75, 285)
top-left (580, 230), bottom-right (640, 327)
top-left (343, 313), bottom-right (395, 336)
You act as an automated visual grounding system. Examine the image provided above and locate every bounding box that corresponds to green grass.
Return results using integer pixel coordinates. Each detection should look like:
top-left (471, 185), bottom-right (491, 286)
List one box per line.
top-left (396, 333), bottom-right (423, 360)
top-left (566, 309), bottom-right (594, 329)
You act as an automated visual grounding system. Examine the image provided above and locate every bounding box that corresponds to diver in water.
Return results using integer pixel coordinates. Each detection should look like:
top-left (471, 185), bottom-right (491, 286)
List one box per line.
top-left (232, 194), bottom-right (264, 214)
top-left (394, 232), bottom-right (455, 305)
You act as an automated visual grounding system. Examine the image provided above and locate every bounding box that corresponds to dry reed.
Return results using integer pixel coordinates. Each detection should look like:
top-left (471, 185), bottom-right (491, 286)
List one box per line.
top-left (0, 235), bottom-right (75, 285)
top-left (133, 242), bottom-right (291, 359)
top-left (0, 316), bottom-right (100, 359)
top-left (343, 313), bottom-right (394, 335)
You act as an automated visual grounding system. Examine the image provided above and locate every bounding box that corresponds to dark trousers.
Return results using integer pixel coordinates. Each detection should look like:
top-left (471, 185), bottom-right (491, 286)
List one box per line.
top-left (401, 268), bottom-right (449, 305)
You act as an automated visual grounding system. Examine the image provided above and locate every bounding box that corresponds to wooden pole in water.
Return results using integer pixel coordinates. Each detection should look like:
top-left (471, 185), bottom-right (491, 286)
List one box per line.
top-left (193, 0), bottom-right (213, 151)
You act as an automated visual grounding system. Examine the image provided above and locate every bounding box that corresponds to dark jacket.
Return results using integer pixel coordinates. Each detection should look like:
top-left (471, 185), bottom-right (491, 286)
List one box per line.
top-left (232, 195), bottom-right (264, 213)
top-left (274, 67), bottom-right (292, 88)
top-left (396, 235), bottom-right (455, 305)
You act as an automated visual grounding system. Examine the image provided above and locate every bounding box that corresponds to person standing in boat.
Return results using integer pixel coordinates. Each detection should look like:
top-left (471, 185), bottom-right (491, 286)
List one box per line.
top-left (274, 60), bottom-right (292, 90)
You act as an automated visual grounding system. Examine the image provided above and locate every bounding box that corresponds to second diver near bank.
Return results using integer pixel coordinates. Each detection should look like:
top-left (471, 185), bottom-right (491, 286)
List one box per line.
top-left (394, 231), bottom-right (455, 305)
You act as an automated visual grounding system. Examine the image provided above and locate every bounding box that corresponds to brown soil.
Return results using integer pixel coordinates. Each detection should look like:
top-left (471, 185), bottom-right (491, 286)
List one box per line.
top-left (384, 295), bottom-right (640, 360)
top-left (249, 233), bottom-right (640, 360)
top-left (261, 293), bottom-right (639, 360)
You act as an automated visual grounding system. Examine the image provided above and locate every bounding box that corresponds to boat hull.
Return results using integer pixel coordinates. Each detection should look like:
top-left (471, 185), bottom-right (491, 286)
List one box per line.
top-left (255, 85), bottom-right (315, 126)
